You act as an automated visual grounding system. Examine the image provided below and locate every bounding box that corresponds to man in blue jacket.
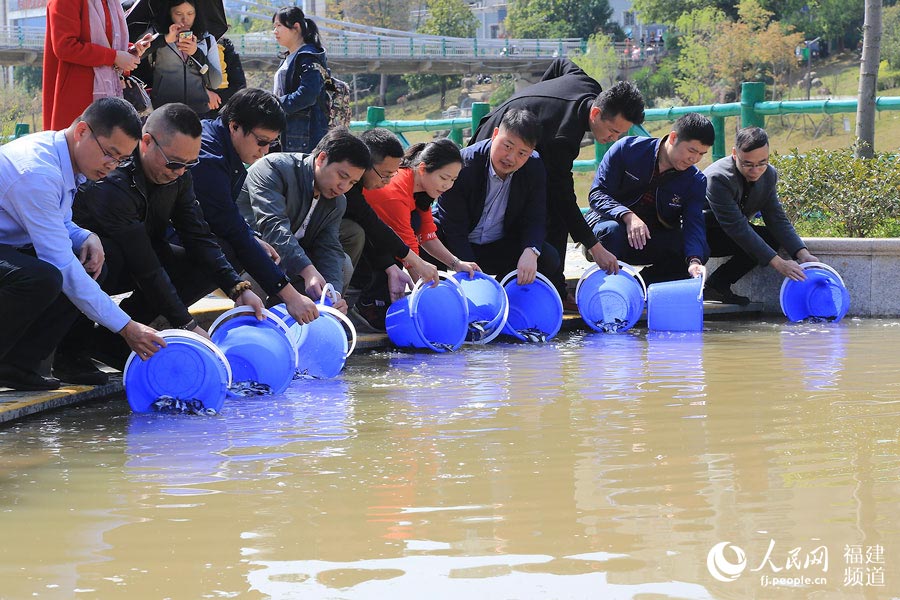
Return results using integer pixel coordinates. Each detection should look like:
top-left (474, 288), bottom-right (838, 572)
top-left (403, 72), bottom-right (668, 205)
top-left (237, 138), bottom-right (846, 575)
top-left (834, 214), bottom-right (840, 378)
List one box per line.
top-left (434, 108), bottom-right (561, 285)
top-left (583, 113), bottom-right (714, 283)
top-left (190, 88), bottom-right (319, 325)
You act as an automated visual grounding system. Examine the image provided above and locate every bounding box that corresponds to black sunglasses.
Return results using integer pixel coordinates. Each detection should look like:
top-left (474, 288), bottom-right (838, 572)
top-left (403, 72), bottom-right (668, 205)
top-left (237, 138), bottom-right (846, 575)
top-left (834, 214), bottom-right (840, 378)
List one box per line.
top-left (147, 132), bottom-right (200, 171)
top-left (249, 130), bottom-right (279, 148)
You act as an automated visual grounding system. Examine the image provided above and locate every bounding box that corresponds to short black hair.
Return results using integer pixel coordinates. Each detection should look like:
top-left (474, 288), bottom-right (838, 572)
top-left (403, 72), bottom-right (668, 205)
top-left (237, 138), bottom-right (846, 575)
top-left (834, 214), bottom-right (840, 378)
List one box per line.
top-left (219, 88), bottom-right (286, 134)
top-left (401, 138), bottom-right (462, 172)
top-left (144, 103), bottom-right (202, 143)
top-left (499, 107), bottom-right (541, 148)
top-left (79, 97), bottom-right (142, 140)
top-left (314, 127), bottom-right (371, 169)
top-left (673, 113), bottom-right (715, 147)
top-left (593, 81), bottom-right (645, 125)
top-left (734, 126), bottom-right (769, 153)
top-left (359, 128), bottom-right (404, 165)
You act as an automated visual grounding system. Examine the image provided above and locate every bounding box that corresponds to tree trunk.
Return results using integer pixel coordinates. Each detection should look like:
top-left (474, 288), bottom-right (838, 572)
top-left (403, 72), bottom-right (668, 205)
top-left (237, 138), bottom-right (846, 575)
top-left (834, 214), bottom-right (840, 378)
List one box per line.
top-left (855, 0), bottom-right (883, 159)
top-left (379, 74), bottom-right (388, 107)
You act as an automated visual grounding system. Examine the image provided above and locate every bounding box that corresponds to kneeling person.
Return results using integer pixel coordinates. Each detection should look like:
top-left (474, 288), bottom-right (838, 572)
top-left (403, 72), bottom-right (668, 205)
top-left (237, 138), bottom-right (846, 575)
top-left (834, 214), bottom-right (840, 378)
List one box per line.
top-left (703, 126), bottom-right (817, 304)
top-left (237, 127), bottom-right (371, 313)
top-left (434, 108), bottom-right (560, 285)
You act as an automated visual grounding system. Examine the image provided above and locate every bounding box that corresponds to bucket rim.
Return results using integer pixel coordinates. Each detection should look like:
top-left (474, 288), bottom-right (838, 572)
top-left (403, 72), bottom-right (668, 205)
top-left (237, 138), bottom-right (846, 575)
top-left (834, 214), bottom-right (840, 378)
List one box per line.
top-left (409, 274), bottom-right (468, 352)
top-left (123, 328), bottom-right (233, 385)
top-left (575, 261), bottom-right (648, 302)
top-left (317, 304), bottom-right (358, 358)
top-left (499, 270), bottom-right (564, 341)
top-left (779, 262), bottom-right (849, 321)
top-left (209, 306), bottom-right (299, 371)
top-left (452, 271), bottom-right (510, 344)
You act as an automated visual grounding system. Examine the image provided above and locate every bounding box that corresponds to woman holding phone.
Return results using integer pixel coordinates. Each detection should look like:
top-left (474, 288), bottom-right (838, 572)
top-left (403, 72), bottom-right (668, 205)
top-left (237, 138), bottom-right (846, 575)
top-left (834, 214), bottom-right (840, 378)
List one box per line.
top-left (43, 0), bottom-right (155, 130)
top-left (146, 0), bottom-right (222, 115)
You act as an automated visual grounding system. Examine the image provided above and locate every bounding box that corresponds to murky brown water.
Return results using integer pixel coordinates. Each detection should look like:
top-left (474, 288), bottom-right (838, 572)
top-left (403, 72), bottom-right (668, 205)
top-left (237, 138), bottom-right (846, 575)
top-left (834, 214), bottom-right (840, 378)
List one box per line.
top-left (1, 319), bottom-right (899, 599)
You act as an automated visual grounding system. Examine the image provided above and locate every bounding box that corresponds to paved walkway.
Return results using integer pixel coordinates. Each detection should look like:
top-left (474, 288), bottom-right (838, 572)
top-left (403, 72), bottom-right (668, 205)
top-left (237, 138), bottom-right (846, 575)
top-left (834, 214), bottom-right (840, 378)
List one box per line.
top-left (0, 245), bottom-right (761, 424)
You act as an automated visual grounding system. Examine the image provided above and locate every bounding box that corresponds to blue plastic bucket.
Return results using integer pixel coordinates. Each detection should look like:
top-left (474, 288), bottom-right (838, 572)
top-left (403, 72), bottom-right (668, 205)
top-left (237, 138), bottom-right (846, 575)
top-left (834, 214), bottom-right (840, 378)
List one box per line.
top-left (575, 262), bottom-right (647, 333)
top-left (208, 307), bottom-right (296, 394)
top-left (647, 275), bottom-right (704, 332)
top-left (270, 299), bottom-right (357, 379)
top-left (499, 271), bottom-right (563, 342)
top-left (452, 271), bottom-right (509, 344)
top-left (780, 262), bottom-right (850, 322)
top-left (386, 276), bottom-right (469, 352)
top-left (123, 329), bottom-right (232, 414)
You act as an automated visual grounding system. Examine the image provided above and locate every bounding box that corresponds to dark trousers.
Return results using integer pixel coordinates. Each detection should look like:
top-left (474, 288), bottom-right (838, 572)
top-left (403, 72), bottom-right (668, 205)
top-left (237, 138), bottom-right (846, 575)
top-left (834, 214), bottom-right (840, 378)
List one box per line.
top-left (60, 239), bottom-right (231, 369)
top-left (468, 237), bottom-right (560, 282)
top-left (706, 221), bottom-right (777, 290)
top-left (591, 219), bottom-right (687, 285)
top-left (545, 206), bottom-right (571, 297)
top-left (0, 245), bottom-right (80, 371)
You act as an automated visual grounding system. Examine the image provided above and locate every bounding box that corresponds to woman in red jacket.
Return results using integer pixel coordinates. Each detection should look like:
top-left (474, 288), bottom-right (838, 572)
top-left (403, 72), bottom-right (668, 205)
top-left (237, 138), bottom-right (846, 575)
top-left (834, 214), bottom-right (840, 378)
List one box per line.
top-left (43, 0), bottom-right (153, 130)
top-left (356, 138), bottom-right (479, 329)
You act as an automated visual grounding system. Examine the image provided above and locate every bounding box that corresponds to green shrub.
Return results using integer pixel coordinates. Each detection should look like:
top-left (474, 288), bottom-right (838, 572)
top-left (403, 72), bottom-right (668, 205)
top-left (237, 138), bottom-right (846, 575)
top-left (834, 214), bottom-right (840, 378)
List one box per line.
top-left (773, 147), bottom-right (900, 238)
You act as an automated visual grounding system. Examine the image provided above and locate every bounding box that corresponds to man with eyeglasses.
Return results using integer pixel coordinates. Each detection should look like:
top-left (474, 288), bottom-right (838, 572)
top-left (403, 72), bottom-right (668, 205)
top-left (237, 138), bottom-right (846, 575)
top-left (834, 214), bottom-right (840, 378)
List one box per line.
top-left (0, 97), bottom-right (164, 390)
top-left (703, 126), bottom-right (817, 305)
top-left (340, 128), bottom-right (439, 331)
top-left (64, 102), bottom-right (265, 373)
top-left (188, 88), bottom-right (319, 326)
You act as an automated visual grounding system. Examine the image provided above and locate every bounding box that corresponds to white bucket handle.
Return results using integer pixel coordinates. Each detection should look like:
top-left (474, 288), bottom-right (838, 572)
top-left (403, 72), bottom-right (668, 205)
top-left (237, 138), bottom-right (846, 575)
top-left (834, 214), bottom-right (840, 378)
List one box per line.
top-left (319, 282), bottom-right (340, 306)
top-left (409, 273), bottom-right (463, 318)
top-left (800, 261), bottom-right (846, 286)
top-left (318, 304), bottom-right (358, 358)
top-left (499, 269), bottom-right (556, 290)
top-left (209, 305), bottom-right (294, 341)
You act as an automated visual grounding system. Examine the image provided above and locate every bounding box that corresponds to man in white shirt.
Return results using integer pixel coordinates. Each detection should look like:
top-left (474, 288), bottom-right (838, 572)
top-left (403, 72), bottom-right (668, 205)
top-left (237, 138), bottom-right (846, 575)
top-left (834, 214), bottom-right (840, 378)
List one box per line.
top-left (0, 98), bottom-right (164, 391)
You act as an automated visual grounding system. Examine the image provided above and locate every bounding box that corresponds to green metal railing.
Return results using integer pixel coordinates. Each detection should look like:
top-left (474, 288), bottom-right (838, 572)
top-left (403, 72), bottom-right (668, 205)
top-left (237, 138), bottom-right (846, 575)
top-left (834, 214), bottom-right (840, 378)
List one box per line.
top-left (350, 83), bottom-right (900, 172)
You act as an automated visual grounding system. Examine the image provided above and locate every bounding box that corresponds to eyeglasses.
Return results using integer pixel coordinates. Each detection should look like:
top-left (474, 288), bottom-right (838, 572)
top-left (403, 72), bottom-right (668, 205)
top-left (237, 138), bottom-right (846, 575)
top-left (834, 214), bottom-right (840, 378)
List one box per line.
top-left (737, 157), bottom-right (769, 170)
top-left (84, 122), bottom-right (131, 166)
top-left (370, 164), bottom-right (397, 184)
top-left (147, 132), bottom-right (200, 171)
top-left (249, 130), bottom-right (279, 148)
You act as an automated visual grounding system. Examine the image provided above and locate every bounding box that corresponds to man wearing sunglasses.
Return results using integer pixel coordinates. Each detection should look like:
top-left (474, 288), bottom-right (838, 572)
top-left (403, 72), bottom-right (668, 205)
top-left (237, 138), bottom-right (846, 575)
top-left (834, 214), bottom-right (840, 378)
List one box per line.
top-left (188, 88), bottom-right (319, 327)
top-left (64, 102), bottom-right (265, 373)
top-left (0, 98), bottom-right (164, 390)
top-left (703, 126), bottom-right (817, 305)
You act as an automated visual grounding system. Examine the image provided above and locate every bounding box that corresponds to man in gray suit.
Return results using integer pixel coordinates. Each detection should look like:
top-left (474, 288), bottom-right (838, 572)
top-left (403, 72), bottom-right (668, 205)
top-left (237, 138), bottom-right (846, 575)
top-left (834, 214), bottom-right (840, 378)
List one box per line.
top-left (237, 127), bottom-right (371, 313)
top-left (703, 126), bottom-right (818, 304)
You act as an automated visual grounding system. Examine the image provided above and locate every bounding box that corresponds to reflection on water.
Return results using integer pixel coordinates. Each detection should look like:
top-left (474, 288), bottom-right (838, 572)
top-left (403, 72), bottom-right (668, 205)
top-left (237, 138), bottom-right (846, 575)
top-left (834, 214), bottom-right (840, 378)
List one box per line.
top-left (1, 320), bottom-right (900, 599)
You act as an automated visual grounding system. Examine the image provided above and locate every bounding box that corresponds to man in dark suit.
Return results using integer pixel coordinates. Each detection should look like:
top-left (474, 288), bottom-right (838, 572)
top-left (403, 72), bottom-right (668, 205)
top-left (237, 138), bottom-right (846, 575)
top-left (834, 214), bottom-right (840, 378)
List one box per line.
top-left (434, 108), bottom-right (558, 284)
top-left (470, 59), bottom-right (645, 302)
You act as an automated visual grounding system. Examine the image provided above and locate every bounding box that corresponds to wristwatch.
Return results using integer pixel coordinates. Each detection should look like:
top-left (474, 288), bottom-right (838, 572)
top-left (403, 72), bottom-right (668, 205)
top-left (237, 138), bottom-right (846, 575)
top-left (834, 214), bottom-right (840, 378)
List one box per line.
top-left (529, 246), bottom-right (541, 257)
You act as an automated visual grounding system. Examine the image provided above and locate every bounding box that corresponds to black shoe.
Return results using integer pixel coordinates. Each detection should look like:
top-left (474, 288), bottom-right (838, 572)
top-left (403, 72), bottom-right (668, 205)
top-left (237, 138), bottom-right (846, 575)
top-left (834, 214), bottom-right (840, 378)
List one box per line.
top-left (353, 301), bottom-right (387, 333)
top-left (704, 286), bottom-right (751, 306)
top-left (52, 353), bottom-right (109, 385)
top-left (0, 364), bottom-right (61, 391)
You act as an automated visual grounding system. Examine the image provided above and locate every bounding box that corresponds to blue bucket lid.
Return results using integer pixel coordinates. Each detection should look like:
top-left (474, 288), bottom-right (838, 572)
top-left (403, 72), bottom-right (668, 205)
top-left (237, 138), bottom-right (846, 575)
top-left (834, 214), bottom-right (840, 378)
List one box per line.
top-left (779, 262), bottom-right (850, 322)
top-left (123, 329), bottom-right (232, 414)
